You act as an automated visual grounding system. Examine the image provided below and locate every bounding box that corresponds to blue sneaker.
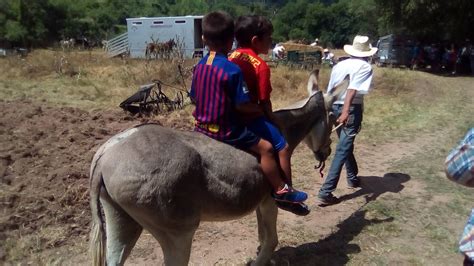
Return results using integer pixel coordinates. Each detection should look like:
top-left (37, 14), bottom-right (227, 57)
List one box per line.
top-left (272, 184), bottom-right (308, 203)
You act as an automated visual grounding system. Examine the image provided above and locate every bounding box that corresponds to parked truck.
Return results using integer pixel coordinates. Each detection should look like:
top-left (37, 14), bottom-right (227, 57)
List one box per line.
top-left (375, 34), bottom-right (415, 67)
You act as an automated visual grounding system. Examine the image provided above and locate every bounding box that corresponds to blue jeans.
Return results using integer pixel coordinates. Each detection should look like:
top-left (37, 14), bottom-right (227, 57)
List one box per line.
top-left (319, 104), bottom-right (363, 198)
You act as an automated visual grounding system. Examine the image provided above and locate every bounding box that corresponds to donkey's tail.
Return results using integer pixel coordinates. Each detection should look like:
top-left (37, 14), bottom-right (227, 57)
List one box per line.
top-left (89, 153), bottom-right (106, 266)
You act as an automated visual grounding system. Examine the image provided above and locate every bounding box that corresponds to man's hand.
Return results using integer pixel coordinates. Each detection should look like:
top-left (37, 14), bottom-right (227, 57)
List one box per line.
top-left (336, 111), bottom-right (350, 125)
top-left (337, 89), bottom-right (356, 125)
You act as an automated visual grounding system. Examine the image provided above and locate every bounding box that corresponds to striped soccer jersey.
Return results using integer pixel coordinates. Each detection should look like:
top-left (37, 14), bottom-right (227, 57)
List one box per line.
top-left (190, 51), bottom-right (250, 140)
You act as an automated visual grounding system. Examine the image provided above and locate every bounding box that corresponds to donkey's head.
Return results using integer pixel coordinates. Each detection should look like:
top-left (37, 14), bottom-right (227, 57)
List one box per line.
top-left (276, 69), bottom-right (346, 168)
top-left (304, 69), bottom-right (332, 164)
top-left (304, 70), bottom-right (348, 167)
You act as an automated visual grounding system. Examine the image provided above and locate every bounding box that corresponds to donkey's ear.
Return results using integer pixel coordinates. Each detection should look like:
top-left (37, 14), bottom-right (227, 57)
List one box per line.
top-left (307, 69), bottom-right (320, 96)
top-left (332, 75), bottom-right (349, 100)
top-left (324, 75), bottom-right (349, 109)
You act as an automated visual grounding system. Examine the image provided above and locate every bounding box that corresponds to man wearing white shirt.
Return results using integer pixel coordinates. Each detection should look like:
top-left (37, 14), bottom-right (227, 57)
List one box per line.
top-left (322, 48), bottom-right (335, 66)
top-left (318, 35), bottom-right (377, 206)
top-left (272, 43), bottom-right (285, 59)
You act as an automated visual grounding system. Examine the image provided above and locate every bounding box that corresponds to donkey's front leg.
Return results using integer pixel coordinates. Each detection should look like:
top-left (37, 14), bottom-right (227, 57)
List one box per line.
top-left (254, 195), bottom-right (278, 266)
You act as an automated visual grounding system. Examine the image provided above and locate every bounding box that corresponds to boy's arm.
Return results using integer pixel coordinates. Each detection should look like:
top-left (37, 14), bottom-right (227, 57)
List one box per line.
top-left (257, 64), bottom-right (283, 127)
top-left (231, 71), bottom-right (264, 117)
top-left (189, 65), bottom-right (198, 104)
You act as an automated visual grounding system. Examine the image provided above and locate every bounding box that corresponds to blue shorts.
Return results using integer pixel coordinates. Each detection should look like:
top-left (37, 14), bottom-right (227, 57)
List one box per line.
top-left (222, 127), bottom-right (260, 150)
top-left (247, 116), bottom-right (287, 152)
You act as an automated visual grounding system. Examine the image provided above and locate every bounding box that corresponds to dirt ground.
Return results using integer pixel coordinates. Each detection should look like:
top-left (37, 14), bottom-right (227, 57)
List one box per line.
top-left (0, 73), bottom-right (472, 265)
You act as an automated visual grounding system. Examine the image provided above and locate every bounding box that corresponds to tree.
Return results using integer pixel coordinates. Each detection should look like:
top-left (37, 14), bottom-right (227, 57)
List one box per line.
top-left (0, 0), bottom-right (471, 48)
top-left (374, 0), bottom-right (474, 41)
top-left (168, 0), bottom-right (209, 16)
top-left (272, 0), bottom-right (311, 41)
top-left (0, 0), bottom-right (27, 46)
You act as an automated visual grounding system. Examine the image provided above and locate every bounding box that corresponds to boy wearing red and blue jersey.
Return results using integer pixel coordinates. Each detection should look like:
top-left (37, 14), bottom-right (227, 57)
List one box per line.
top-left (190, 11), bottom-right (307, 205)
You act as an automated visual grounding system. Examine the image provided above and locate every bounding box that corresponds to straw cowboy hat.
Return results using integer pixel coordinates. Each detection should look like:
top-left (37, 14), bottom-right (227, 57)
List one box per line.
top-left (343, 35), bottom-right (377, 57)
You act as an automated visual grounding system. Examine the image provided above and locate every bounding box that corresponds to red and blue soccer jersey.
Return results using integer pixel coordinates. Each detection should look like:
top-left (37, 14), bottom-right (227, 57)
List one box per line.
top-left (229, 48), bottom-right (272, 104)
top-left (190, 51), bottom-right (251, 140)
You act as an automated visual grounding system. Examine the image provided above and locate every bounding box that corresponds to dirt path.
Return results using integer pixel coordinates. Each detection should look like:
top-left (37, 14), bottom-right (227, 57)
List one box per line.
top-left (0, 96), bottom-right (468, 265)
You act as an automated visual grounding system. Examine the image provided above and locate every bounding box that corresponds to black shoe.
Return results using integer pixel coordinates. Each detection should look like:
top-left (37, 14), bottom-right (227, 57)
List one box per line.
top-left (318, 194), bottom-right (341, 206)
top-left (347, 178), bottom-right (360, 188)
top-left (276, 201), bottom-right (310, 216)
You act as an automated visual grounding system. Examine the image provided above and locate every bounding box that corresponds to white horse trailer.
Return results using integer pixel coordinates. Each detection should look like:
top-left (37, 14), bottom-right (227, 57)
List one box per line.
top-left (125, 15), bottom-right (204, 59)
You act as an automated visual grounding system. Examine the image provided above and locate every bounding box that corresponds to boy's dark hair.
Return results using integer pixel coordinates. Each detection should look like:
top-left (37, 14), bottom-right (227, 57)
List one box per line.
top-left (202, 11), bottom-right (234, 47)
top-left (235, 15), bottom-right (273, 47)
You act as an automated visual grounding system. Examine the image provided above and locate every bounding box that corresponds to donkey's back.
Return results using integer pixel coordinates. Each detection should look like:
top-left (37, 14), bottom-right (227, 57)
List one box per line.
top-left (89, 124), bottom-right (273, 265)
top-left (95, 124), bottom-right (268, 221)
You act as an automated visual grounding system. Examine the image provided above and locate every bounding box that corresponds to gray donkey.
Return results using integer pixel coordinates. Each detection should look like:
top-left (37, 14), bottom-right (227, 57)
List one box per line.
top-left (89, 70), bottom-right (345, 265)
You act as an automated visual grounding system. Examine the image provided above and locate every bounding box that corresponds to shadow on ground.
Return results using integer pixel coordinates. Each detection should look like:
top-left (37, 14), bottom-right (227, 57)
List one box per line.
top-left (339, 172), bottom-right (410, 204)
top-left (271, 172), bottom-right (410, 265)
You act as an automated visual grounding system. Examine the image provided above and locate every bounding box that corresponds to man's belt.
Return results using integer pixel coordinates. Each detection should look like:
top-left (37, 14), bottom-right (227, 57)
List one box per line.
top-left (196, 122), bottom-right (220, 133)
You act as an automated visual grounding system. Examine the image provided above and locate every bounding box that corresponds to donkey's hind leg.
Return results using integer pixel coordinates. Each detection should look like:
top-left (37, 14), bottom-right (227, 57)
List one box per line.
top-left (147, 225), bottom-right (197, 266)
top-left (254, 195), bottom-right (278, 266)
top-left (101, 198), bottom-right (143, 265)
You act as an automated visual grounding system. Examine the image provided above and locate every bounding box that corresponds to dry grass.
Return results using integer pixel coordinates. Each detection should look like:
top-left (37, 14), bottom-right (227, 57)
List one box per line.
top-left (1, 50), bottom-right (467, 138)
top-left (0, 49), bottom-right (324, 112)
top-left (1, 50), bottom-right (470, 155)
top-left (361, 67), bottom-right (473, 142)
top-left (0, 49), bottom-right (195, 110)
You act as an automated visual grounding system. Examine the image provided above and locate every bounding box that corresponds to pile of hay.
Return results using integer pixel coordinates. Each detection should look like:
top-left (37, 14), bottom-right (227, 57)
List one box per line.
top-left (281, 42), bottom-right (323, 52)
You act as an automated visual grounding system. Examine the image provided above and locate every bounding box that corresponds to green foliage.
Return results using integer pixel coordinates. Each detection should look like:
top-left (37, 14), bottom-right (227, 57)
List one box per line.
top-left (0, 0), bottom-right (472, 47)
top-left (168, 0), bottom-right (209, 16)
top-left (270, 0), bottom-right (381, 47)
top-left (374, 0), bottom-right (474, 41)
top-left (272, 0), bottom-right (309, 41)
top-left (4, 20), bottom-right (28, 43)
